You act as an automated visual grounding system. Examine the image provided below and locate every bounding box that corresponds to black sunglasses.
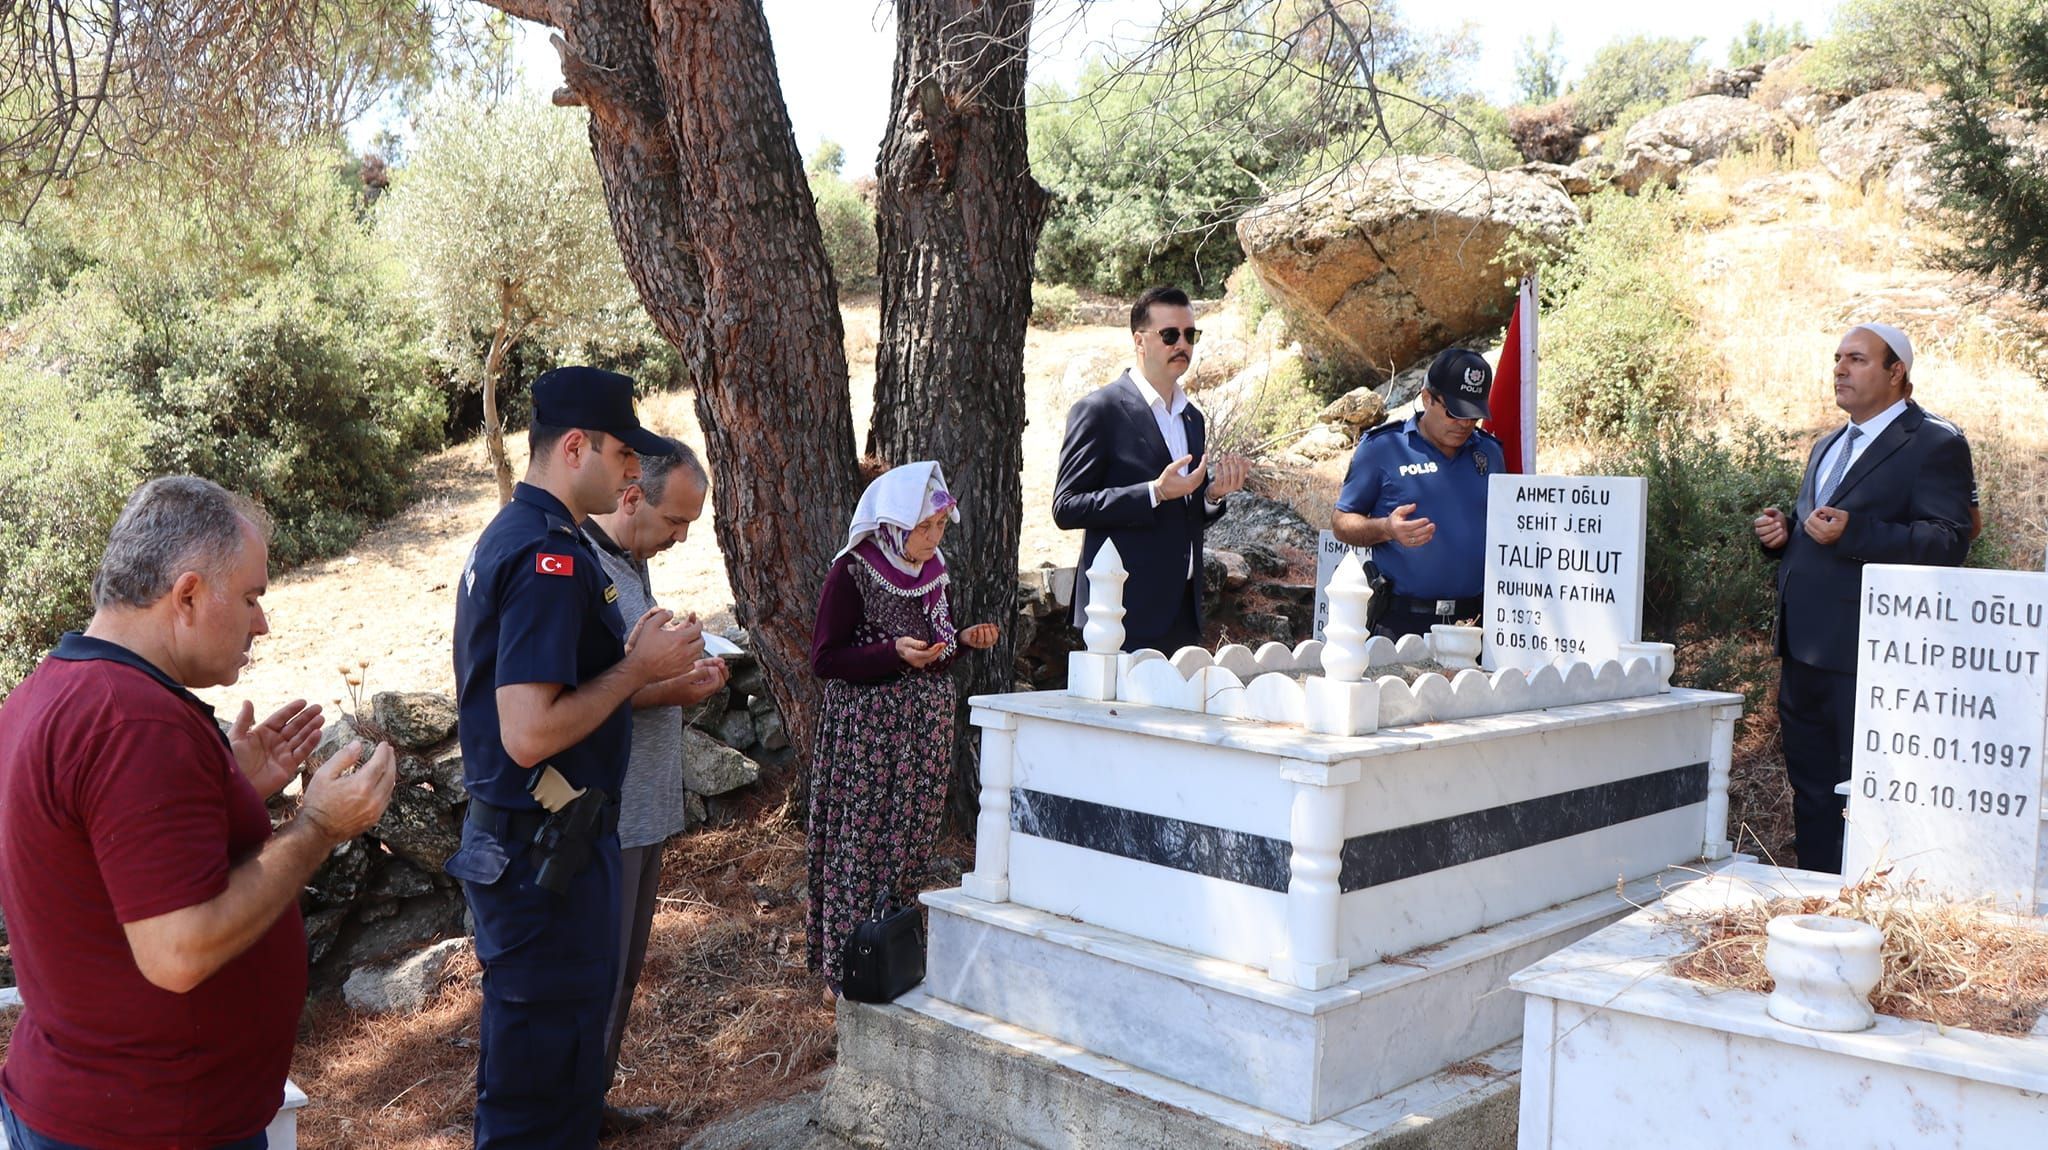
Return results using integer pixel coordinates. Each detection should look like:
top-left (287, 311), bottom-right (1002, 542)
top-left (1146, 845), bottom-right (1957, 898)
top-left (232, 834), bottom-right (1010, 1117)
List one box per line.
top-left (1145, 326), bottom-right (1202, 347)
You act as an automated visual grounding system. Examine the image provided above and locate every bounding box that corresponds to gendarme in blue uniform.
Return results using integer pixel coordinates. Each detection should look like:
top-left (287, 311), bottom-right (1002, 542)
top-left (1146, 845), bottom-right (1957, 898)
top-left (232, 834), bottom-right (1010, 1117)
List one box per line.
top-left (1336, 416), bottom-right (1504, 602)
top-left (454, 482), bottom-right (630, 806)
top-left (447, 479), bottom-right (629, 1148)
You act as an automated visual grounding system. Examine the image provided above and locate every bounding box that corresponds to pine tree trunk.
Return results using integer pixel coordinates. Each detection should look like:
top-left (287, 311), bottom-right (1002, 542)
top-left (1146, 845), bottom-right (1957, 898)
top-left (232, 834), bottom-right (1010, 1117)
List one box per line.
top-left (870, 0), bottom-right (1048, 824)
top-left (522, 0), bottom-right (862, 765)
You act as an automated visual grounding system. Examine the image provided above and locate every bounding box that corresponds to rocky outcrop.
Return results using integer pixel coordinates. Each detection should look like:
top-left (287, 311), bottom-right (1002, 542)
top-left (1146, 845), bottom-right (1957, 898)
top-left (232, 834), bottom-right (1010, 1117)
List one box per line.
top-left (1816, 89), bottom-right (1937, 210)
top-left (1511, 160), bottom-right (1601, 197)
top-left (1205, 493), bottom-right (1317, 558)
top-left (1236, 154), bottom-right (1578, 374)
top-left (1615, 96), bottom-right (1795, 192)
top-left (1689, 63), bottom-right (1767, 100)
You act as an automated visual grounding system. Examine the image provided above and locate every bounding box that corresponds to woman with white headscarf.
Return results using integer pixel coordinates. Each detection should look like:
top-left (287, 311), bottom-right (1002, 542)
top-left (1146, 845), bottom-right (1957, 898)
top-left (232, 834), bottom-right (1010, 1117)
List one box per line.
top-left (806, 461), bottom-right (999, 999)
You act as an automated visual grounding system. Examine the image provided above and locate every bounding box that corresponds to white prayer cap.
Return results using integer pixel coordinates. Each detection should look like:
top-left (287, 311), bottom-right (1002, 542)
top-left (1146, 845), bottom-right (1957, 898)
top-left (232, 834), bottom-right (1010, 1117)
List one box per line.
top-left (1849, 322), bottom-right (1913, 373)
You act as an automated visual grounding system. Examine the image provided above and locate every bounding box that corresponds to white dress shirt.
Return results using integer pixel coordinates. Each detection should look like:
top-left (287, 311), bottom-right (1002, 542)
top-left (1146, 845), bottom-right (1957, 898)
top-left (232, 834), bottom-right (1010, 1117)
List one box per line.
top-left (1126, 373), bottom-right (1216, 576)
top-left (1813, 397), bottom-right (1907, 505)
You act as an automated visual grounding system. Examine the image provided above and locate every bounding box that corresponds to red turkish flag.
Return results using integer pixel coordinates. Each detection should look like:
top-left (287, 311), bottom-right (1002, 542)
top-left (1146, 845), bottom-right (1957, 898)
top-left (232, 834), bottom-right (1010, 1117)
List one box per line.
top-left (1487, 275), bottom-right (1538, 474)
top-left (536, 553), bottom-right (575, 577)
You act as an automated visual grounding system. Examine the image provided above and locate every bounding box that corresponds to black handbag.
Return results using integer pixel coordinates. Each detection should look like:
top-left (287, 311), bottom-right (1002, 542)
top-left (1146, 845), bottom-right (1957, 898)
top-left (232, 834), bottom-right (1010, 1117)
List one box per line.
top-left (839, 889), bottom-right (925, 1003)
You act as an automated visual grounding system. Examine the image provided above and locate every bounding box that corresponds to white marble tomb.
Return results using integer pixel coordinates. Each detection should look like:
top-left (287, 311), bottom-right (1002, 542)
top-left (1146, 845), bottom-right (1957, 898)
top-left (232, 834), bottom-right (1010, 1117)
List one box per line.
top-left (916, 592), bottom-right (1741, 1130)
top-left (1512, 862), bottom-right (2048, 1150)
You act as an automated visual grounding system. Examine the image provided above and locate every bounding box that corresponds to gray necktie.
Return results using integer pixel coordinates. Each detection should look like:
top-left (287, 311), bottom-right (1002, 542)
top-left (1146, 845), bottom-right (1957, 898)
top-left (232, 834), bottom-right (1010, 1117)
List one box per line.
top-left (1817, 426), bottom-right (1862, 506)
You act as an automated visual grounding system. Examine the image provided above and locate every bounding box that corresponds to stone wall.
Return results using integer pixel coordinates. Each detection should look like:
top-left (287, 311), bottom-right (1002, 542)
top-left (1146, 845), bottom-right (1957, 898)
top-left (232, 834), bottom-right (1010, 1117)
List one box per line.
top-left (287, 638), bottom-right (783, 987)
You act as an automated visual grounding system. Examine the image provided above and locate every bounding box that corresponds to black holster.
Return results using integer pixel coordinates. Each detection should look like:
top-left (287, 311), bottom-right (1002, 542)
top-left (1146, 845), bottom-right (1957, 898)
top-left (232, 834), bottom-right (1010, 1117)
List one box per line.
top-left (528, 785), bottom-right (611, 894)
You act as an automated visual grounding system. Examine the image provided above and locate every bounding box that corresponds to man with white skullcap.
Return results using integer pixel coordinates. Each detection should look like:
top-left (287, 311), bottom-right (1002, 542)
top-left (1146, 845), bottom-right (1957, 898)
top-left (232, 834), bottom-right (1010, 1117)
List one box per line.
top-left (1752, 323), bottom-right (1976, 873)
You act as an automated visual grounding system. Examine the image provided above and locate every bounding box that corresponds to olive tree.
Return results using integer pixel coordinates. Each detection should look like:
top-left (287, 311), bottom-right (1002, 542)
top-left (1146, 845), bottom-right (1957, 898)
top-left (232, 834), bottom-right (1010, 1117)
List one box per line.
top-left (379, 90), bottom-right (645, 503)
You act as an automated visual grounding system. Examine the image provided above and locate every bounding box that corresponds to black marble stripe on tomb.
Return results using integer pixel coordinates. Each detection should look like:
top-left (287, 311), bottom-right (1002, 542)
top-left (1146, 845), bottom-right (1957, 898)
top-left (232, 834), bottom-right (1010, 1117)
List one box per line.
top-left (1006, 762), bottom-right (1708, 895)
top-left (1337, 762), bottom-right (1711, 892)
top-left (1009, 789), bottom-right (1293, 893)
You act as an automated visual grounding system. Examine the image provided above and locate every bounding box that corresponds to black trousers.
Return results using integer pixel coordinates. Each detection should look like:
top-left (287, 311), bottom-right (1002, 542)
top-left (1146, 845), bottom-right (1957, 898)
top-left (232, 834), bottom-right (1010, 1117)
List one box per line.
top-left (1777, 656), bottom-right (1858, 873)
top-left (1125, 576), bottom-right (1202, 654)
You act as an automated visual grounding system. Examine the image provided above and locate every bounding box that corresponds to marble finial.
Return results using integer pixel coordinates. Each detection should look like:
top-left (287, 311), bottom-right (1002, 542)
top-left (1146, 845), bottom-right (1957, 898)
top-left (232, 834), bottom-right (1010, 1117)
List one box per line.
top-left (1323, 552), bottom-right (1371, 682)
top-left (1082, 540), bottom-right (1128, 653)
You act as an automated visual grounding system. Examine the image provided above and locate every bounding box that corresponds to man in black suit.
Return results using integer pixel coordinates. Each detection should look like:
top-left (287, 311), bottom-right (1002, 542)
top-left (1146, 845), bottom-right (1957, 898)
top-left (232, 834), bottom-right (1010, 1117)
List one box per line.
top-left (1753, 322), bottom-right (1975, 873)
top-left (1054, 286), bottom-right (1251, 653)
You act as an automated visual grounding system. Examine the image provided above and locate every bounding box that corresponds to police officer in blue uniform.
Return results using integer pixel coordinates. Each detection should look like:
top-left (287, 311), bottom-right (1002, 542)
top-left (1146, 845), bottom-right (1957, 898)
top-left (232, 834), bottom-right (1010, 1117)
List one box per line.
top-left (1332, 348), bottom-right (1505, 640)
top-left (448, 366), bottom-right (704, 1148)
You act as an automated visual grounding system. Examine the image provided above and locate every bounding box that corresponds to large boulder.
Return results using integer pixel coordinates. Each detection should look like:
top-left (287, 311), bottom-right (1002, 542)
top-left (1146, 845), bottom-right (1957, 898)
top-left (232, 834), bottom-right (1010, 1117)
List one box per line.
top-left (1236, 154), bottom-right (1577, 373)
top-left (1615, 96), bottom-right (1795, 192)
top-left (1817, 89), bottom-right (1937, 209)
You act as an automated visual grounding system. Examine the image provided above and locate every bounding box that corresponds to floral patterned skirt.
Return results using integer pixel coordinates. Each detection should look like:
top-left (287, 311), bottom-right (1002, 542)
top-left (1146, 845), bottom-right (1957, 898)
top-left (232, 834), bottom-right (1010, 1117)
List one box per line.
top-left (805, 672), bottom-right (957, 985)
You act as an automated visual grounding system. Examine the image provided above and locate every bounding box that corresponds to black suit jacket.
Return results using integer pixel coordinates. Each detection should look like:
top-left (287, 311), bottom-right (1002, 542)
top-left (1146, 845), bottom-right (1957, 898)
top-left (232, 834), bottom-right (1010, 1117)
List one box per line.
top-left (1767, 401), bottom-right (1973, 673)
top-left (1052, 371), bottom-right (1225, 645)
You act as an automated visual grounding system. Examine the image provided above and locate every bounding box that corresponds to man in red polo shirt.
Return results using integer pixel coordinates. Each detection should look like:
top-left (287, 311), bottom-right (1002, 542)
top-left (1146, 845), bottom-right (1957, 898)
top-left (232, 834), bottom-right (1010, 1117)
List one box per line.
top-left (0, 476), bottom-right (397, 1149)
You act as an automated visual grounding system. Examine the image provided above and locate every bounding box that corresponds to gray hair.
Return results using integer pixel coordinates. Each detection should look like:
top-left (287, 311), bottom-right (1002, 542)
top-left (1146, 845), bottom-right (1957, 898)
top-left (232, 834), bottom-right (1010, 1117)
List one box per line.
top-left (92, 476), bottom-right (271, 610)
top-left (636, 437), bottom-right (708, 503)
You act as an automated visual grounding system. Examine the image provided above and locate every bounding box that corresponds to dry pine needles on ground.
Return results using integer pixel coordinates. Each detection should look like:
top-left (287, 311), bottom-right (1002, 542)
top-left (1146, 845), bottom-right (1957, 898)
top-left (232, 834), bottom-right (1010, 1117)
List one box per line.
top-left (290, 788), bottom-right (839, 1149)
top-left (1670, 875), bottom-right (2048, 1037)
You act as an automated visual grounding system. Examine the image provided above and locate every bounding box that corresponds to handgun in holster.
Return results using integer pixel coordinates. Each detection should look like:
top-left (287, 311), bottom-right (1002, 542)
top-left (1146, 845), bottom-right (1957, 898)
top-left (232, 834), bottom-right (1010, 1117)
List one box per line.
top-left (526, 765), bottom-right (609, 895)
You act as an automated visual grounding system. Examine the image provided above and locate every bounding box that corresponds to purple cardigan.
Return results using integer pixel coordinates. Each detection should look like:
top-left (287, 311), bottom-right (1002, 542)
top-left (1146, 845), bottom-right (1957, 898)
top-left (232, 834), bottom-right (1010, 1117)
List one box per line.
top-left (809, 552), bottom-right (960, 684)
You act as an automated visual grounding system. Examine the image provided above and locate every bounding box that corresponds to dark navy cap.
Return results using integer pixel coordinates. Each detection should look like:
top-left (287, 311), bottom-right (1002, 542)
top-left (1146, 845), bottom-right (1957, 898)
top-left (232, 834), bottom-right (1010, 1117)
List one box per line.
top-left (531, 366), bottom-right (671, 454)
top-left (1425, 348), bottom-right (1493, 420)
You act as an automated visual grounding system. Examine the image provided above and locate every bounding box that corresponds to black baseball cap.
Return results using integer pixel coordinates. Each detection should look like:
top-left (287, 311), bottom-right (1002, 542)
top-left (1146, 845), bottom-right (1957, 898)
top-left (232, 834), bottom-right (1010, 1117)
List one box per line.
top-left (531, 366), bottom-right (671, 454)
top-left (1425, 348), bottom-right (1493, 420)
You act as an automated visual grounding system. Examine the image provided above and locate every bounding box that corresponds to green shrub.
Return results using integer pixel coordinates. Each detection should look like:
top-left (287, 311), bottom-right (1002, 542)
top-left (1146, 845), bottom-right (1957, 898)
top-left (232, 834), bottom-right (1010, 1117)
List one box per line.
top-left (1205, 351), bottom-right (1326, 459)
top-left (1030, 282), bottom-right (1082, 328)
top-left (1727, 19), bottom-right (1807, 69)
top-left (16, 146), bottom-right (444, 569)
top-left (1808, 0), bottom-right (2029, 95)
top-left (1585, 419), bottom-right (1801, 703)
top-left (1572, 35), bottom-right (1704, 131)
top-left (1529, 190), bottom-right (1706, 435)
top-left (0, 365), bottom-right (149, 691)
top-left (810, 171), bottom-right (877, 292)
top-left (1228, 263), bottom-right (1273, 337)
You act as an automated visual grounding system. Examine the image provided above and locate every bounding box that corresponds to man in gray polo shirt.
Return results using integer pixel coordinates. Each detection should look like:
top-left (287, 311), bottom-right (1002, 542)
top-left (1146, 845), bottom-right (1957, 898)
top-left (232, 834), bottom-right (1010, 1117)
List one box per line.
top-left (580, 437), bottom-right (727, 1134)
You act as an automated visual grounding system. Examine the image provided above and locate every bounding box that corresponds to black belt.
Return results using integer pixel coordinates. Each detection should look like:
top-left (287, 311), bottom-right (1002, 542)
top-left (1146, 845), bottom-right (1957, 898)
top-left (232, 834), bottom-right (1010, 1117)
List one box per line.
top-left (466, 794), bottom-right (620, 841)
top-left (1385, 594), bottom-right (1481, 619)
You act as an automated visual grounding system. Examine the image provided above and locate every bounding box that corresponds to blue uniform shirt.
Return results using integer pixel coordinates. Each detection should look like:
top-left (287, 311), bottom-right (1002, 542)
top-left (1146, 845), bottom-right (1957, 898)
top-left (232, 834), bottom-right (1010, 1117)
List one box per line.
top-left (1335, 416), bottom-right (1504, 601)
top-left (454, 482), bottom-right (631, 809)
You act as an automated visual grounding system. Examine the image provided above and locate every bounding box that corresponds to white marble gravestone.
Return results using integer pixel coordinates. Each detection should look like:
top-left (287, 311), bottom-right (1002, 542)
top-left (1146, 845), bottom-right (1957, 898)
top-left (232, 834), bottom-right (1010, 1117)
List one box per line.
top-left (1842, 565), bottom-right (2048, 908)
top-left (1483, 475), bottom-right (1646, 673)
top-left (1311, 530), bottom-right (1369, 642)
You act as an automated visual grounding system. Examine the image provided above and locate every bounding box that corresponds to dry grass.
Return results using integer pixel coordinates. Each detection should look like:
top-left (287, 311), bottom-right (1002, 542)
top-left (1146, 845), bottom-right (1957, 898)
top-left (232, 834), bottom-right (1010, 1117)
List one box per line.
top-left (289, 789), bottom-right (837, 1149)
top-left (1670, 876), bottom-right (2048, 1037)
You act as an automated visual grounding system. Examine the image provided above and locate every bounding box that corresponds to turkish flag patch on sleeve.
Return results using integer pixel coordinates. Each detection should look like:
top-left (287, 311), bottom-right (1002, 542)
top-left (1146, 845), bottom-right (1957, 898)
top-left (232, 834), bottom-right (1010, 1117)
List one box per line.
top-left (536, 553), bottom-right (575, 577)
